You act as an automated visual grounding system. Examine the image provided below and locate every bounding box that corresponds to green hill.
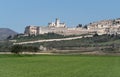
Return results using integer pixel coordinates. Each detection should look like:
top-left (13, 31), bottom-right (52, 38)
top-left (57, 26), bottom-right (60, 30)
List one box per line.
top-left (13, 33), bottom-right (82, 42)
top-left (1, 33), bottom-right (120, 53)
top-left (24, 34), bottom-right (120, 53)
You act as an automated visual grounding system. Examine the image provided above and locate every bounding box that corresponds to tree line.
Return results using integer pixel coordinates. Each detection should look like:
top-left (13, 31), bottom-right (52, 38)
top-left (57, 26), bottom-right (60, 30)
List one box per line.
top-left (11, 45), bottom-right (39, 54)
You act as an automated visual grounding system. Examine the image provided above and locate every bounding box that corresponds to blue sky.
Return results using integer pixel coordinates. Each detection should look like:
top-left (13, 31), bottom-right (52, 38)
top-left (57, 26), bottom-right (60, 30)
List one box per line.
top-left (0, 0), bottom-right (120, 33)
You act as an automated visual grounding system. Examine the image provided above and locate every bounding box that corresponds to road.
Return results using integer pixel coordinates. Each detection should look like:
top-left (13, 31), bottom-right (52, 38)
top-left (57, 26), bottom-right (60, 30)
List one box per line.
top-left (13, 35), bottom-right (93, 45)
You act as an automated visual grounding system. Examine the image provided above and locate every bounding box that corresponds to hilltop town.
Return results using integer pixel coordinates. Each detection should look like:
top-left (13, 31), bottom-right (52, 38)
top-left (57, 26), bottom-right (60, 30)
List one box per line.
top-left (24, 18), bottom-right (120, 36)
top-left (1, 18), bottom-right (120, 54)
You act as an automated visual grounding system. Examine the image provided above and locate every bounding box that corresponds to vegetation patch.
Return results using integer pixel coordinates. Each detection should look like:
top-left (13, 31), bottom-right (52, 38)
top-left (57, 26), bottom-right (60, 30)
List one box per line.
top-left (13, 33), bottom-right (82, 42)
top-left (0, 55), bottom-right (120, 77)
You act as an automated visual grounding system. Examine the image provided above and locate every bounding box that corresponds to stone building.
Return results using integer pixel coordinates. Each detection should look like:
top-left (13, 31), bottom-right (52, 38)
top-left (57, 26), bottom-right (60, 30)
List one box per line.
top-left (24, 26), bottom-right (38, 35)
top-left (48, 18), bottom-right (66, 28)
top-left (24, 18), bottom-right (120, 36)
top-left (24, 18), bottom-right (68, 35)
top-left (87, 19), bottom-right (120, 35)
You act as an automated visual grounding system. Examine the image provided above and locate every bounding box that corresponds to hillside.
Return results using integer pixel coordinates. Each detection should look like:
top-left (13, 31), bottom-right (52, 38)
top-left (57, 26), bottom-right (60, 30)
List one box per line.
top-left (21, 34), bottom-right (120, 53)
top-left (0, 28), bottom-right (17, 40)
top-left (1, 33), bottom-right (120, 54)
top-left (13, 33), bottom-right (83, 42)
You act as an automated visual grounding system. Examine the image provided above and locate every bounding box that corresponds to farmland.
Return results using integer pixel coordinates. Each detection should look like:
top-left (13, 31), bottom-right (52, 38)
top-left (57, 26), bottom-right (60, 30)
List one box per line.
top-left (0, 55), bottom-right (120, 77)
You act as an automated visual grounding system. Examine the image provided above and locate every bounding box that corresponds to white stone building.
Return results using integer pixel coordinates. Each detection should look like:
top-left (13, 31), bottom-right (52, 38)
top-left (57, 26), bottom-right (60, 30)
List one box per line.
top-left (24, 18), bottom-right (68, 35)
top-left (24, 18), bottom-right (120, 36)
top-left (87, 19), bottom-right (120, 35)
top-left (48, 18), bottom-right (66, 28)
top-left (24, 26), bottom-right (38, 35)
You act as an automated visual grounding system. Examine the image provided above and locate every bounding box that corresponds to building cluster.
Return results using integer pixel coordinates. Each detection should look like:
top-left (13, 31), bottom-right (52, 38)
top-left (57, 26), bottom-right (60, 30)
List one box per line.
top-left (24, 18), bottom-right (120, 36)
top-left (87, 18), bottom-right (120, 35)
top-left (24, 18), bottom-right (68, 35)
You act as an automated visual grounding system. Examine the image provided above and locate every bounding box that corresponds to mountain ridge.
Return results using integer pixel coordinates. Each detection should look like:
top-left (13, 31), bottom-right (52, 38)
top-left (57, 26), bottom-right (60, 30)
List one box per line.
top-left (0, 28), bottom-right (17, 40)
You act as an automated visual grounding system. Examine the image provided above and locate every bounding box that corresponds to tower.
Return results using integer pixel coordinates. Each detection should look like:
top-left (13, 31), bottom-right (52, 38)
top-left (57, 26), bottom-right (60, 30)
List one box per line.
top-left (55, 18), bottom-right (60, 27)
top-left (48, 18), bottom-right (66, 28)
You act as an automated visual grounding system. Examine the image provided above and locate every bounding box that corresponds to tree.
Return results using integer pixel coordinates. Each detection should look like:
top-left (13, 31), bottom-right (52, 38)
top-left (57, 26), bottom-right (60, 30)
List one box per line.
top-left (76, 24), bottom-right (82, 28)
top-left (11, 45), bottom-right (40, 54)
top-left (83, 25), bottom-right (88, 29)
top-left (7, 35), bottom-right (12, 40)
top-left (11, 45), bottom-right (23, 54)
top-left (93, 33), bottom-right (99, 37)
top-left (33, 47), bottom-right (39, 52)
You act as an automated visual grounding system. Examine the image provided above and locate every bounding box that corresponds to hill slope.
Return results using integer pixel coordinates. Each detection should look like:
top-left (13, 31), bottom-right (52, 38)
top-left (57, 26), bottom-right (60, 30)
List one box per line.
top-left (0, 28), bottom-right (17, 40)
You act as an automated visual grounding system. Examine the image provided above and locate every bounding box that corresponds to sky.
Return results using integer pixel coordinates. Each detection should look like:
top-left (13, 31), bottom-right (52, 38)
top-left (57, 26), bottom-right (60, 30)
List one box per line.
top-left (0, 0), bottom-right (120, 33)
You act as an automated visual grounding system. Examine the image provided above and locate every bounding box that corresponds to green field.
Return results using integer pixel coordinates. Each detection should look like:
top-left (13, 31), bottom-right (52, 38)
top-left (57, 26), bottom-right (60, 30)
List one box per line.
top-left (0, 55), bottom-right (120, 77)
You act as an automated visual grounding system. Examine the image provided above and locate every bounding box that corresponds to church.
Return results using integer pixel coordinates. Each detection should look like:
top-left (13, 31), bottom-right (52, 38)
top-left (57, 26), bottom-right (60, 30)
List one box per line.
top-left (24, 18), bottom-right (68, 35)
top-left (48, 18), bottom-right (66, 28)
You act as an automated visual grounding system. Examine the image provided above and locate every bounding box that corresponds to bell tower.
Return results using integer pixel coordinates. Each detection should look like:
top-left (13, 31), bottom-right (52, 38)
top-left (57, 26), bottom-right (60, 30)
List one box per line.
top-left (55, 18), bottom-right (60, 27)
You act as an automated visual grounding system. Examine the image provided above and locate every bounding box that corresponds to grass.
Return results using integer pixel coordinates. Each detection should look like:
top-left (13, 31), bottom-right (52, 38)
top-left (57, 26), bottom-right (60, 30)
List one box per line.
top-left (0, 55), bottom-right (120, 77)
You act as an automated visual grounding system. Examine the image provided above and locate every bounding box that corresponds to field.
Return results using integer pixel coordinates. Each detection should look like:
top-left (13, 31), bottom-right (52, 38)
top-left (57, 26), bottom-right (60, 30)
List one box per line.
top-left (0, 55), bottom-right (120, 77)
